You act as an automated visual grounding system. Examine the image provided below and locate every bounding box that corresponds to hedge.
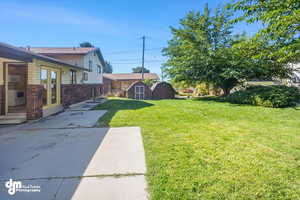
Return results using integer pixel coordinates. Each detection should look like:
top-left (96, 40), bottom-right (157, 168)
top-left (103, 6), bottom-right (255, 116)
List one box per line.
top-left (225, 85), bottom-right (300, 108)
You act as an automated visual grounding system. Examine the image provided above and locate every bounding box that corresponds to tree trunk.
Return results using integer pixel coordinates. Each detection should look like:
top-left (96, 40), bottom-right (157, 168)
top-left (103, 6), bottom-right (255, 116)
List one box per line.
top-left (222, 88), bottom-right (231, 96)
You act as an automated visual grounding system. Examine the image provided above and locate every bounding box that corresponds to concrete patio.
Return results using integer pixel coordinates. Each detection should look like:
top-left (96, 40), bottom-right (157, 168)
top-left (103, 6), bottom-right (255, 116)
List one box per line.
top-left (0, 103), bottom-right (148, 200)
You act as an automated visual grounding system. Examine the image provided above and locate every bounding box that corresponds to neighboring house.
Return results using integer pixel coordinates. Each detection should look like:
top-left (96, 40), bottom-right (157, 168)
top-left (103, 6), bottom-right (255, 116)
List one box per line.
top-left (103, 73), bottom-right (159, 96)
top-left (0, 42), bottom-right (105, 124)
top-left (287, 63), bottom-right (300, 87)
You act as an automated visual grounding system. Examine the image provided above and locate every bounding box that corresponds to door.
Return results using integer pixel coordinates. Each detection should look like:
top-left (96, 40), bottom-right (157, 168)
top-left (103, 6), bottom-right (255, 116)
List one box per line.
top-left (135, 85), bottom-right (145, 100)
top-left (41, 68), bottom-right (61, 107)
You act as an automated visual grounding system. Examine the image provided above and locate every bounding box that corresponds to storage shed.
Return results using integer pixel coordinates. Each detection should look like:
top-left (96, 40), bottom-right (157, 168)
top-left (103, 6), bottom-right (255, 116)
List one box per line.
top-left (126, 81), bottom-right (152, 100)
top-left (151, 82), bottom-right (176, 99)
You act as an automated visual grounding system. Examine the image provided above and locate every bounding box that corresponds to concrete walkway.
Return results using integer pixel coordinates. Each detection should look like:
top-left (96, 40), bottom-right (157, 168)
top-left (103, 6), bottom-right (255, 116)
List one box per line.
top-left (0, 102), bottom-right (148, 200)
top-left (71, 127), bottom-right (148, 200)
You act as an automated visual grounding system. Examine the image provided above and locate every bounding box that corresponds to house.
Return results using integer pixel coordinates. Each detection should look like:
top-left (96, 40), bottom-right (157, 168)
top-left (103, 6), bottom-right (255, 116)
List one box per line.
top-left (287, 63), bottom-right (300, 87)
top-left (29, 47), bottom-right (105, 106)
top-left (0, 42), bottom-right (105, 124)
top-left (103, 73), bottom-right (159, 96)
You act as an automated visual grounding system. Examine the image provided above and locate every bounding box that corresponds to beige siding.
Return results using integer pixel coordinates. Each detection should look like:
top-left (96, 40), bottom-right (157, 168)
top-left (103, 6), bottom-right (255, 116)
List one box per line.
top-left (83, 51), bottom-right (103, 84)
top-left (61, 67), bottom-right (72, 84)
top-left (27, 61), bottom-right (41, 85)
top-left (49, 55), bottom-right (84, 68)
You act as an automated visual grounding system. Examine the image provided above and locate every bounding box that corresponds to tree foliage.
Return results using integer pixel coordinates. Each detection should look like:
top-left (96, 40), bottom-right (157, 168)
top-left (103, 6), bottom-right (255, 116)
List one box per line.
top-left (104, 61), bottom-right (113, 73)
top-left (79, 42), bottom-right (94, 47)
top-left (230, 0), bottom-right (300, 64)
top-left (132, 66), bottom-right (150, 73)
top-left (163, 4), bottom-right (287, 95)
top-left (143, 78), bottom-right (157, 87)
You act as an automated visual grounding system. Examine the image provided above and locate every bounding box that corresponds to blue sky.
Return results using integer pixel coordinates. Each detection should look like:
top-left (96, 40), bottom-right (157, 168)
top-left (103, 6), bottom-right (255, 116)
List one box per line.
top-left (0, 0), bottom-right (260, 77)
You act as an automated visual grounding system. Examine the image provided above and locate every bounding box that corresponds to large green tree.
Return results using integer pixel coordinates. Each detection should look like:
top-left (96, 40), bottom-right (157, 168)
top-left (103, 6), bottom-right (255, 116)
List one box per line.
top-left (79, 42), bottom-right (94, 47)
top-left (230, 0), bottom-right (300, 64)
top-left (163, 4), bottom-right (285, 95)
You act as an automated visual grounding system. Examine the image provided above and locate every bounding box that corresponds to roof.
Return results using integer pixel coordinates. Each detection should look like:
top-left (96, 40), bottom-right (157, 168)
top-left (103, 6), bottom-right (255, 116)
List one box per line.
top-left (103, 73), bottom-right (160, 81)
top-left (151, 81), bottom-right (176, 92)
top-left (29, 47), bottom-right (106, 69)
top-left (0, 42), bottom-right (86, 71)
top-left (126, 81), bottom-right (150, 91)
top-left (29, 47), bottom-right (96, 55)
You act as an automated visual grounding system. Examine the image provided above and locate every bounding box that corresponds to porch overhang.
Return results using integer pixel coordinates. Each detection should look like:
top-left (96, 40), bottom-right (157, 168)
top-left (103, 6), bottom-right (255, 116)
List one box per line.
top-left (0, 42), bottom-right (87, 71)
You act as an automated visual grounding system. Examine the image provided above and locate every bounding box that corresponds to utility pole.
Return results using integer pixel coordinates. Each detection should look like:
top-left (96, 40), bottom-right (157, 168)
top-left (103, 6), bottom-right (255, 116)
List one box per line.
top-left (141, 36), bottom-right (145, 80)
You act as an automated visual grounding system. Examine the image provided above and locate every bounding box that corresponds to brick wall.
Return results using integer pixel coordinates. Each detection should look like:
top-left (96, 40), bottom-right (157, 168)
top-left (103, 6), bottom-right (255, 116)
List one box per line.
top-left (0, 85), bottom-right (4, 115)
top-left (61, 84), bottom-right (103, 107)
top-left (26, 85), bottom-right (43, 120)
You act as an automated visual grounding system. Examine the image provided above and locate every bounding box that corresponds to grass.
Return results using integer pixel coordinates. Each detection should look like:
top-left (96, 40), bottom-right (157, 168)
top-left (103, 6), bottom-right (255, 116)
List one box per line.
top-left (95, 98), bottom-right (300, 200)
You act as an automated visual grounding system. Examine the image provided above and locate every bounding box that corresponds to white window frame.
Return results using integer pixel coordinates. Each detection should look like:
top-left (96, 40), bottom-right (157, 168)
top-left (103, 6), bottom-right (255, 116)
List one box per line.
top-left (135, 85), bottom-right (145, 100)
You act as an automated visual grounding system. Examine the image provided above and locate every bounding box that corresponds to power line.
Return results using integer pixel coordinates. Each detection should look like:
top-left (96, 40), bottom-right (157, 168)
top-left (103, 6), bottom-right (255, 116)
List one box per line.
top-left (111, 60), bottom-right (167, 65)
top-left (104, 47), bottom-right (164, 55)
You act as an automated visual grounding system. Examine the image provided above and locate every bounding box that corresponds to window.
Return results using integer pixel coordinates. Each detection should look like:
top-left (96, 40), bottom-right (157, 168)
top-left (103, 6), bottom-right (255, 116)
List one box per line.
top-left (70, 70), bottom-right (77, 84)
top-left (135, 85), bottom-right (145, 100)
top-left (97, 65), bottom-right (102, 74)
top-left (89, 61), bottom-right (93, 72)
top-left (83, 72), bottom-right (88, 81)
top-left (51, 71), bottom-right (57, 104)
top-left (41, 69), bottom-right (48, 106)
top-left (41, 68), bottom-right (60, 106)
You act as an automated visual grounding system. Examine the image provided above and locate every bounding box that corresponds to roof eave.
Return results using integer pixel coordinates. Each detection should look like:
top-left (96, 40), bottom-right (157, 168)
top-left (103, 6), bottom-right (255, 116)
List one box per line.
top-left (0, 42), bottom-right (87, 71)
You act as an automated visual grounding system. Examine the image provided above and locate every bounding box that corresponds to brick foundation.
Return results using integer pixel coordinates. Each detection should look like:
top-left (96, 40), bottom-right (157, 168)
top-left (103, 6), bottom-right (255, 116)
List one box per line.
top-left (26, 85), bottom-right (43, 120)
top-left (61, 84), bottom-right (103, 107)
top-left (0, 85), bottom-right (4, 115)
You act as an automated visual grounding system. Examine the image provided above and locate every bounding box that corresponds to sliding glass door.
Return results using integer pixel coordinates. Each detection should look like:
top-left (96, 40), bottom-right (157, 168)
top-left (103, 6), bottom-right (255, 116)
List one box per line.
top-left (41, 68), bottom-right (60, 107)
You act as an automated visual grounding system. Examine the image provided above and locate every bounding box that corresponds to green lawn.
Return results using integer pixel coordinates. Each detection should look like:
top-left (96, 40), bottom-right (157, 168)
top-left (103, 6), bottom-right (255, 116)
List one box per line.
top-left (95, 98), bottom-right (300, 200)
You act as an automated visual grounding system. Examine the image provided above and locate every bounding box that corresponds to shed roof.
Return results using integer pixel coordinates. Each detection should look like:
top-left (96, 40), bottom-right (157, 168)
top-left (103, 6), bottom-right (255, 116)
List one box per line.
top-left (103, 73), bottom-right (159, 81)
top-left (151, 82), bottom-right (176, 92)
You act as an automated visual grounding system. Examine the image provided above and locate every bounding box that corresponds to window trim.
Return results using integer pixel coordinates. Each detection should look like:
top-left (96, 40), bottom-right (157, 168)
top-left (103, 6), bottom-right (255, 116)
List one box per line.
top-left (97, 65), bottom-right (102, 74)
top-left (40, 67), bottom-right (61, 107)
top-left (88, 60), bottom-right (93, 72)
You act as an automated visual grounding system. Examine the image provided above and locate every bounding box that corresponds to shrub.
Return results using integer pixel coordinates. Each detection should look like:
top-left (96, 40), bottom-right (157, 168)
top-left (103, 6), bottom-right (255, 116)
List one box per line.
top-left (225, 85), bottom-right (300, 108)
top-left (194, 83), bottom-right (209, 96)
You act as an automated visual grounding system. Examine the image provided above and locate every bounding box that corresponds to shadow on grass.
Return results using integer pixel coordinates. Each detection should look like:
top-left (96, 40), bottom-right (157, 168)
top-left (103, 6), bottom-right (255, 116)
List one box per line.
top-left (94, 99), bottom-right (154, 127)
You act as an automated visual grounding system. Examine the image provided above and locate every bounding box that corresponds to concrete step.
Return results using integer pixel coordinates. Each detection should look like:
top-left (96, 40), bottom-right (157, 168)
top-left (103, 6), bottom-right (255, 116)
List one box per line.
top-left (7, 112), bottom-right (26, 117)
top-left (0, 115), bottom-right (26, 119)
top-left (0, 113), bottom-right (27, 124)
top-left (0, 118), bottom-right (26, 125)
